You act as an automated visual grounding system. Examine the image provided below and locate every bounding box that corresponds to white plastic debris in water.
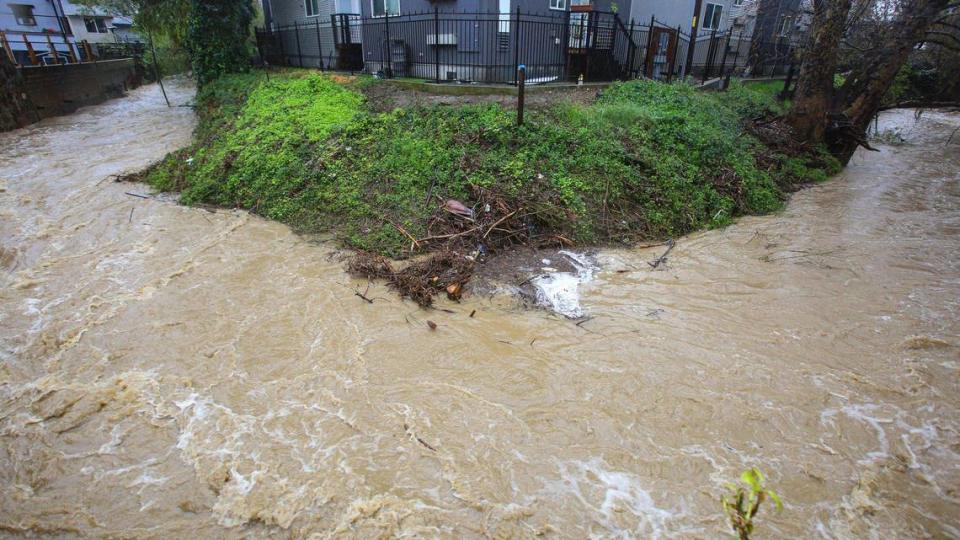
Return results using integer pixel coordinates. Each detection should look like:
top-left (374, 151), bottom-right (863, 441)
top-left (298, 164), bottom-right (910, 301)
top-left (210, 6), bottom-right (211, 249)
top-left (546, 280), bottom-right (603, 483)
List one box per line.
top-left (532, 251), bottom-right (595, 319)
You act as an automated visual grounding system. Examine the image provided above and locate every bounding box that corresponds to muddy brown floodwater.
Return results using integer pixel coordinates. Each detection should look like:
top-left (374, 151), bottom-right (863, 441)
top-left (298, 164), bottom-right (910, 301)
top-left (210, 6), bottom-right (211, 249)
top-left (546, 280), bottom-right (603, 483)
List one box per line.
top-left (1, 81), bottom-right (959, 539)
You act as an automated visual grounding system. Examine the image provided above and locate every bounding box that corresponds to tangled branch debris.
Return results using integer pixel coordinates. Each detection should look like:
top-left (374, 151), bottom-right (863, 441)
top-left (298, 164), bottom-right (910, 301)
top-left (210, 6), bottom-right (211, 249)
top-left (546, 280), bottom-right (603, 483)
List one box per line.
top-left (348, 249), bottom-right (474, 307)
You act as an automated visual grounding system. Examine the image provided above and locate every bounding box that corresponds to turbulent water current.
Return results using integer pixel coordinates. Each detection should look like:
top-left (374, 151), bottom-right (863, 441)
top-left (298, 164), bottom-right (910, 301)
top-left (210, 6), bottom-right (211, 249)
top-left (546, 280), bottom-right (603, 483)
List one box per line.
top-left (1, 81), bottom-right (958, 538)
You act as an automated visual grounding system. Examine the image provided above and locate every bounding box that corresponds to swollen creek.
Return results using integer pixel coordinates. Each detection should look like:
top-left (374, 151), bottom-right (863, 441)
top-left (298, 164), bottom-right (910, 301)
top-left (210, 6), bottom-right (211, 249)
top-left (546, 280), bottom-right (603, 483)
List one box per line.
top-left (1, 81), bottom-right (959, 538)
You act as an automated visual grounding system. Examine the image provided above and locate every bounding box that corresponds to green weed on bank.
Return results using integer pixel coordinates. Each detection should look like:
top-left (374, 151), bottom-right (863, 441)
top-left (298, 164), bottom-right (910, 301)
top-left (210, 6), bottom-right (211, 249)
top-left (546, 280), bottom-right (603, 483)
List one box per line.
top-left (144, 71), bottom-right (835, 257)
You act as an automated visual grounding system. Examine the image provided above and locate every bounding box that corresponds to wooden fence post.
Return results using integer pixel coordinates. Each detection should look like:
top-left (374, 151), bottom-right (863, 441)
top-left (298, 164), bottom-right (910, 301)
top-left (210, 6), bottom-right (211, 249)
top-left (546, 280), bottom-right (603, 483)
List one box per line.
top-left (45, 34), bottom-right (60, 65)
top-left (22, 34), bottom-right (38, 65)
top-left (0, 31), bottom-right (18, 66)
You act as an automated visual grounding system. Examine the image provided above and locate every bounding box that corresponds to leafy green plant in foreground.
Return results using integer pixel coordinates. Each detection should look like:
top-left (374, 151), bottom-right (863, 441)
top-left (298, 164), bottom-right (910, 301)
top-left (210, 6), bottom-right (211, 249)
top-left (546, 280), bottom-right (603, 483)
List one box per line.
top-left (721, 468), bottom-right (782, 540)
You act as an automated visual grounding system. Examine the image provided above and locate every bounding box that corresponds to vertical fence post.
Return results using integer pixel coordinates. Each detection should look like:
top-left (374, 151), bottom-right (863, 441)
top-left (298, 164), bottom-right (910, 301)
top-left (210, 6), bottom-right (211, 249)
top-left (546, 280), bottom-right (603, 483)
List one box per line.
top-left (702, 28), bottom-right (716, 83)
top-left (728, 31), bottom-right (742, 79)
top-left (625, 18), bottom-right (636, 78)
top-left (517, 64), bottom-right (525, 125)
top-left (717, 30), bottom-right (730, 84)
top-left (434, 6), bottom-right (440, 82)
top-left (512, 7), bottom-right (521, 85)
top-left (684, 1), bottom-right (701, 78)
top-left (294, 22), bottom-right (303, 67)
top-left (563, 9), bottom-right (571, 81)
top-left (668, 25), bottom-right (680, 82)
top-left (384, 11), bottom-right (392, 78)
top-left (643, 15), bottom-right (654, 78)
top-left (276, 26), bottom-right (286, 65)
top-left (315, 19), bottom-right (325, 70)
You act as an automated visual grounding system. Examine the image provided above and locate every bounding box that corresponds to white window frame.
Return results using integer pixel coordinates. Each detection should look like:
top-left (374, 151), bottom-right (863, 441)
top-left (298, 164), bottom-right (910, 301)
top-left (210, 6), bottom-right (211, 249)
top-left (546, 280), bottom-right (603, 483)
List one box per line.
top-left (777, 15), bottom-right (793, 37)
top-left (733, 0), bottom-right (743, 6)
top-left (304, 0), bottom-right (320, 17)
top-left (702, 3), bottom-right (723, 30)
top-left (371, 0), bottom-right (400, 18)
top-left (549, 0), bottom-right (567, 11)
top-left (11, 4), bottom-right (37, 26)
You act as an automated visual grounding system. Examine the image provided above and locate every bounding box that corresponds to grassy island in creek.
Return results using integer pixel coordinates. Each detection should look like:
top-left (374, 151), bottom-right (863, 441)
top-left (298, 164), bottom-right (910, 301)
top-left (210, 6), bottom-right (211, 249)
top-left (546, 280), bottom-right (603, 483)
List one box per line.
top-left (136, 70), bottom-right (839, 304)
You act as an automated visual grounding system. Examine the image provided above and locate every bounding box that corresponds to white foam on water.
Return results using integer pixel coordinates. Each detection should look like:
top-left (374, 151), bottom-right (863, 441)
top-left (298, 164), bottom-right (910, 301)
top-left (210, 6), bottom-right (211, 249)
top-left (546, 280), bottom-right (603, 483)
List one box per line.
top-left (532, 251), bottom-right (595, 318)
top-left (547, 458), bottom-right (680, 539)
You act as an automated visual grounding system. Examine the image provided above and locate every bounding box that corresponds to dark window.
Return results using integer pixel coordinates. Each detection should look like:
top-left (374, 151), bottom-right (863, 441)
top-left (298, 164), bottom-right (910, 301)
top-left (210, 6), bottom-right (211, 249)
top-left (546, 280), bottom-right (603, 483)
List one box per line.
top-left (84, 17), bottom-right (108, 33)
top-left (372, 0), bottom-right (399, 17)
top-left (11, 4), bottom-right (37, 26)
top-left (703, 3), bottom-right (723, 30)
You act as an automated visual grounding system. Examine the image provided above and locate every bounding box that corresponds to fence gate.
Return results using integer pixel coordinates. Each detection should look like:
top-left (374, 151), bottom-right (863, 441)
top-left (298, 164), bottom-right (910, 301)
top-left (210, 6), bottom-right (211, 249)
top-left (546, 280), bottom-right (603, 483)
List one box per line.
top-left (644, 26), bottom-right (676, 80)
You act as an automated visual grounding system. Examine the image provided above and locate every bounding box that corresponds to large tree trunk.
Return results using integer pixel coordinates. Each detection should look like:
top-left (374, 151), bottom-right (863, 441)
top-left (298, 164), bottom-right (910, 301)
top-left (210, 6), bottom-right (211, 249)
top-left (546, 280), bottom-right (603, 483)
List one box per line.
top-left (830, 0), bottom-right (953, 161)
top-left (786, 0), bottom-right (853, 143)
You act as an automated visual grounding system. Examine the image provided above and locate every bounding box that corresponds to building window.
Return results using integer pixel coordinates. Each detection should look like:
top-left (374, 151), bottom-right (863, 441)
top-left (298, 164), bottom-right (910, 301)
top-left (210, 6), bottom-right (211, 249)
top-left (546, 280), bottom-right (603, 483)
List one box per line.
top-left (549, 0), bottom-right (567, 10)
top-left (305, 0), bottom-right (320, 16)
top-left (702, 3), bottom-right (723, 30)
top-left (84, 17), bottom-right (108, 33)
top-left (11, 4), bottom-right (37, 26)
top-left (733, 0), bottom-right (743, 6)
top-left (777, 15), bottom-right (794, 37)
top-left (372, 0), bottom-right (399, 17)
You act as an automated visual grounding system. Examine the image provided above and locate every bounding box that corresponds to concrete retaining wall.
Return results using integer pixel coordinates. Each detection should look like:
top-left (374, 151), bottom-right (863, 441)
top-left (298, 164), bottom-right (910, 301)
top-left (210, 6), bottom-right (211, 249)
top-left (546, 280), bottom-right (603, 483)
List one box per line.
top-left (0, 58), bottom-right (141, 132)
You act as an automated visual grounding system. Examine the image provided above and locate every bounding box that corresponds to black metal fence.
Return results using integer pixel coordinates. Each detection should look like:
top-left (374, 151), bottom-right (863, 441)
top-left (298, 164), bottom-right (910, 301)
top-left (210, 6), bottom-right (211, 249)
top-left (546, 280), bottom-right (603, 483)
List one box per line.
top-left (256, 9), bottom-right (799, 85)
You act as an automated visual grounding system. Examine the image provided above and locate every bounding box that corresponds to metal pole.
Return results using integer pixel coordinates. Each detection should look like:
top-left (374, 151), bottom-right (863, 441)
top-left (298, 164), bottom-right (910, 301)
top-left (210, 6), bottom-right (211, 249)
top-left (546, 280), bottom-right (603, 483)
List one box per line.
top-left (563, 9), bottom-right (571, 81)
top-left (684, 0), bottom-right (701, 78)
top-left (517, 64), bottom-right (525, 125)
top-left (643, 14), bottom-right (654, 78)
top-left (434, 6), bottom-right (440, 82)
top-left (703, 28), bottom-right (716, 83)
top-left (717, 31), bottom-right (730, 82)
top-left (729, 31), bottom-right (742, 77)
top-left (668, 25), bottom-right (680, 82)
top-left (626, 18), bottom-right (636, 78)
top-left (149, 32), bottom-right (170, 108)
top-left (513, 7), bottom-right (520, 85)
top-left (315, 18), bottom-right (325, 70)
top-left (384, 11), bottom-right (391, 78)
top-left (277, 25), bottom-right (286, 65)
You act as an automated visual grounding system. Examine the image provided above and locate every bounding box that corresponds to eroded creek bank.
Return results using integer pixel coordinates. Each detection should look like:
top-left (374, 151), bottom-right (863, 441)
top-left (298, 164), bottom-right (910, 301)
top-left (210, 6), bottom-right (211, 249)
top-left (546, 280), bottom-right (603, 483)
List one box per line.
top-left (1, 81), bottom-right (958, 538)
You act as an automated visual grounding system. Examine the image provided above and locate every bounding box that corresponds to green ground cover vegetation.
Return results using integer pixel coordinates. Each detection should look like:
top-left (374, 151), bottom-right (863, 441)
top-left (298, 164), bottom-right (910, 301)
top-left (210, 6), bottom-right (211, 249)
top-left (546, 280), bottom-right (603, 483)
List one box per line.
top-left (143, 70), bottom-right (839, 257)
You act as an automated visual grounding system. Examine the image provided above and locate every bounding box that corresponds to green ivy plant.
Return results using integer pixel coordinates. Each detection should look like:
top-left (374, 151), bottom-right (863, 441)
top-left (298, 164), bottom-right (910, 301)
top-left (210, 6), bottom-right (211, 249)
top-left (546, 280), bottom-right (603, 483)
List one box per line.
top-left (721, 468), bottom-right (782, 540)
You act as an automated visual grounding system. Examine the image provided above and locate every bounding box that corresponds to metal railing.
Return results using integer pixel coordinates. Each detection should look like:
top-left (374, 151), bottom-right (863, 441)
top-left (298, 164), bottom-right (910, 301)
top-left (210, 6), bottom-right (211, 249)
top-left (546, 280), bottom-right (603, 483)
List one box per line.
top-left (255, 9), bottom-right (800, 85)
